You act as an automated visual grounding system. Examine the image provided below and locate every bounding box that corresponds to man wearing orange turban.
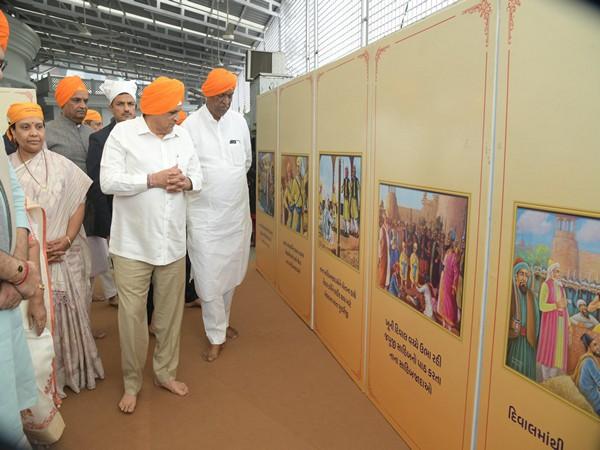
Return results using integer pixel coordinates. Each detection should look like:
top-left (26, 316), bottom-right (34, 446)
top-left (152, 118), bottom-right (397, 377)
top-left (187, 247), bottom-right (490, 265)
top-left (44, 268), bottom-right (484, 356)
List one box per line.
top-left (0, 8), bottom-right (9, 52)
top-left (83, 109), bottom-right (103, 131)
top-left (100, 76), bottom-right (203, 413)
top-left (45, 75), bottom-right (92, 172)
top-left (0, 11), bottom-right (42, 450)
top-left (183, 67), bottom-right (251, 362)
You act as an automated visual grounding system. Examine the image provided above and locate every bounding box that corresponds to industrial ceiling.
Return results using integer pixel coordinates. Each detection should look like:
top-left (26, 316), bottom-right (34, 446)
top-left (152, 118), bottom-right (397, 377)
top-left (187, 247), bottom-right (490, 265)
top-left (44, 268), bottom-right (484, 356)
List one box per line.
top-left (3, 0), bottom-right (280, 98)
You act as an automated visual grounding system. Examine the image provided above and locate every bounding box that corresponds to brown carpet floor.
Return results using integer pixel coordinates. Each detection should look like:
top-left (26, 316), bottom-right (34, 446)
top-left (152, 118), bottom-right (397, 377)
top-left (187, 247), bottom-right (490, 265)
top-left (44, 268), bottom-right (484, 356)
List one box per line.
top-left (50, 262), bottom-right (408, 450)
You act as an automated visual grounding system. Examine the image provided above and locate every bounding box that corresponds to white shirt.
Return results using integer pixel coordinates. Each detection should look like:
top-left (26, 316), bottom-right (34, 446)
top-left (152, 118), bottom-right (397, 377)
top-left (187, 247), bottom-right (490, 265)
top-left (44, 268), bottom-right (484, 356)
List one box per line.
top-left (100, 116), bottom-right (202, 265)
top-left (183, 105), bottom-right (252, 299)
top-left (184, 106), bottom-right (252, 171)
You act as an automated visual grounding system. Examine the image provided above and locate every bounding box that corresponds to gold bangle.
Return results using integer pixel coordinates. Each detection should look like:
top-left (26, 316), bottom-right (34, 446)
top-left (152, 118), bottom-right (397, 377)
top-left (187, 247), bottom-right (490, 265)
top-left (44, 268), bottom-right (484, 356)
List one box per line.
top-left (65, 236), bottom-right (72, 248)
top-left (38, 283), bottom-right (45, 291)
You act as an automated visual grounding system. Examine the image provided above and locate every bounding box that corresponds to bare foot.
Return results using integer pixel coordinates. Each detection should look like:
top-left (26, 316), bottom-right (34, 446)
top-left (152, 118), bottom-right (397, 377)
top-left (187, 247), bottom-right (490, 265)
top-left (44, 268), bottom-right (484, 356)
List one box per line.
top-left (118, 392), bottom-right (137, 413)
top-left (185, 298), bottom-right (202, 308)
top-left (93, 329), bottom-right (107, 339)
top-left (156, 378), bottom-right (189, 396)
top-left (203, 344), bottom-right (223, 362)
top-left (226, 326), bottom-right (239, 340)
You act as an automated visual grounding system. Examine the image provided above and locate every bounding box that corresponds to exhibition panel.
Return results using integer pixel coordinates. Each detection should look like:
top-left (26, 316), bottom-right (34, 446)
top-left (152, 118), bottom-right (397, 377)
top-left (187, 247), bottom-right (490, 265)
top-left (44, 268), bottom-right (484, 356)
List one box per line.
top-left (277, 76), bottom-right (314, 325)
top-left (365, 0), bottom-right (496, 447)
top-left (256, 90), bottom-right (278, 285)
top-left (477, 1), bottom-right (600, 448)
top-left (314, 50), bottom-right (370, 384)
top-left (256, 1), bottom-right (599, 447)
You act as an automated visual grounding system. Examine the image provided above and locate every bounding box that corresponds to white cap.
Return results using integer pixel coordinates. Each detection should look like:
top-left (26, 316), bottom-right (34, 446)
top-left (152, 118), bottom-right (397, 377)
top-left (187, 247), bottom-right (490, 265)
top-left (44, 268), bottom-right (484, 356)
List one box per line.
top-left (99, 79), bottom-right (137, 104)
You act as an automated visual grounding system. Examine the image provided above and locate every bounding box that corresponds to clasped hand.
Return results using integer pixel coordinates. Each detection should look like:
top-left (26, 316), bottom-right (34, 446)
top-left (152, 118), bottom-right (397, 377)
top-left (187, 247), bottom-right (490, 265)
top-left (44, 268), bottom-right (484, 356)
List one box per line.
top-left (153, 165), bottom-right (190, 193)
top-left (47, 235), bottom-right (70, 264)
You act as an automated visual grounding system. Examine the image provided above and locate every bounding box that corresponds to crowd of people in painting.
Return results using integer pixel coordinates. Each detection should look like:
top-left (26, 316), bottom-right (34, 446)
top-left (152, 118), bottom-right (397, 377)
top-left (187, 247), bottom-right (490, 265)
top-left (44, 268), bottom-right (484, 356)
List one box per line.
top-left (377, 211), bottom-right (465, 336)
top-left (507, 258), bottom-right (600, 416)
top-left (0, 11), bottom-right (253, 449)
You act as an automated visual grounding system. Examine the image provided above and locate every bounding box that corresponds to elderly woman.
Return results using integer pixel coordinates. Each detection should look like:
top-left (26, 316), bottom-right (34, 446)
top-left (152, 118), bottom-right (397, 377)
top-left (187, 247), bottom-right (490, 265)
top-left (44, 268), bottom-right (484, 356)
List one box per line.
top-left (7, 103), bottom-right (104, 399)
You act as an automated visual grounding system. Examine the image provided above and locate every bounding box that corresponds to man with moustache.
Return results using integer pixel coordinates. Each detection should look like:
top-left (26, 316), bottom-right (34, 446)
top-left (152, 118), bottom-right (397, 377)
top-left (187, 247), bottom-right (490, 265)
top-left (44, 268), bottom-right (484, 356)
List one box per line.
top-left (183, 68), bottom-right (252, 362)
top-left (45, 75), bottom-right (93, 172)
top-left (506, 258), bottom-right (538, 381)
top-left (570, 299), bottom-right (600, 329)
top-left (85, 80), bottom-right (137, 307)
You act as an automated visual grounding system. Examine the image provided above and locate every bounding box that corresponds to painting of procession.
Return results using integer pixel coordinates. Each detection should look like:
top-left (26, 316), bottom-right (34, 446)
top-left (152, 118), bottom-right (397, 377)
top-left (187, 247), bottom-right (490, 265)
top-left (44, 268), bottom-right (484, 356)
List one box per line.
top-left (257, 151), bottom-right (275, 217)
top-left (318, 154), bottom-right (361, 270)
top-left (280, 154), bottom-right (309, 237)
top-left (377, 183), bottom-right (468, 336)
top-left (506, 206), bottom-right (600, 418)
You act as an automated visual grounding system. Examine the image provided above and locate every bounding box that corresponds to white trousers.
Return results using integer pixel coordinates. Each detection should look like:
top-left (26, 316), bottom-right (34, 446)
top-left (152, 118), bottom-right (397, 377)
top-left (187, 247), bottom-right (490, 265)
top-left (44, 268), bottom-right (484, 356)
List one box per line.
top-left (97, 268), bottom-right (118, 299)
top-left (88, 236), bottom-right (117, 298)
top-left (202, 288), bottom-right (235, 345)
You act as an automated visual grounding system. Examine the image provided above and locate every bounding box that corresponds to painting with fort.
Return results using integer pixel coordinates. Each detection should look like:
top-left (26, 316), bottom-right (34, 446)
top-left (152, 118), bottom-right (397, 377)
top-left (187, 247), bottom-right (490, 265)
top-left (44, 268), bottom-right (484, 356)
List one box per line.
top-left (377, 183), bottom-right (468, 337)
top-left (506, 206), bottom-right (600, 418)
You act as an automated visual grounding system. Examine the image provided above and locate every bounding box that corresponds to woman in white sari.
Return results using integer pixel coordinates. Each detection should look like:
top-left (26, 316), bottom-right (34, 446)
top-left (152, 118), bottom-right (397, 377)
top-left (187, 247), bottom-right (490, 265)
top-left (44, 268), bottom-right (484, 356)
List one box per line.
top-left (7, 103), bottom-right (104, 401)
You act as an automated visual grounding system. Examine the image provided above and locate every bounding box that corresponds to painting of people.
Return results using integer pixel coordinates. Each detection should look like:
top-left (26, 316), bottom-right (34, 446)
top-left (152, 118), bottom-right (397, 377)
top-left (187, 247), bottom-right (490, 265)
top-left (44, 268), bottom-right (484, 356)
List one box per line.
top-left (506, 207), bottom-right (600, 418)
top-left (377, 183), bottom-right (468, 336)
top-left (319, 154), bottom-right (361, 269)
top-left (280, 154), bottom-right (309, 236)
top-left (257, 151), bottom-right (275, 217)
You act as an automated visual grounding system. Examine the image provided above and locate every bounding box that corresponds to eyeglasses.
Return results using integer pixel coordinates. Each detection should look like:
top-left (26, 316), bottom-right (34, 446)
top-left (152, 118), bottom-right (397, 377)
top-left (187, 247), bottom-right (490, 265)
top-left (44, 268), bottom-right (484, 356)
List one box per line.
top-left (0, 60), bottom-right (7, 71)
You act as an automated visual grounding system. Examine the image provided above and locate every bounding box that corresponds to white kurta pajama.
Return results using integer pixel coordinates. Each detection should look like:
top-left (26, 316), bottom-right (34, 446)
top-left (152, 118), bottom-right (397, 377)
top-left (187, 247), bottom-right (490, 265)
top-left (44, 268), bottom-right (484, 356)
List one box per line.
top-left (183, 105), bottom-right (252, 345)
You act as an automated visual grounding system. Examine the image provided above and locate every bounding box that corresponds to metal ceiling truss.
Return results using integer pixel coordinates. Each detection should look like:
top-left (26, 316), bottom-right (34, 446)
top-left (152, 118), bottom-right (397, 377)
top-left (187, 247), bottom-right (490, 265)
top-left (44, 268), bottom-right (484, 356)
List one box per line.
top-left (4, 0), bottom-right (280, 97)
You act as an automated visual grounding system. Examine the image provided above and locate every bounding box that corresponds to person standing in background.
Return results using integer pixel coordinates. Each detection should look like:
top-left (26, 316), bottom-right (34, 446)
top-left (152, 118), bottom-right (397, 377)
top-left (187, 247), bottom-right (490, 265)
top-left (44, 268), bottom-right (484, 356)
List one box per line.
top-left (45, 75), bottom-right (92, 173)
top-left (83, 109), bottom-right (103, 132)
top-left (85, 79), bottom-right (138, 309)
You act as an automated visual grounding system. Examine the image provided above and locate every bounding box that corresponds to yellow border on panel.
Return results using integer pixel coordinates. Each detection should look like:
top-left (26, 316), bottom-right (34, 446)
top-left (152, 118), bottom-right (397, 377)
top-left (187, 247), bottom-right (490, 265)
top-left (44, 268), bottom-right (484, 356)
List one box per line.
top-left (279, 152), bottom-right (311, 241)
top-left (317, 150), bottom-right (364, 274)
top-left (255, 149), bottom-right (276, 223)
top-left (500, 200), bottom-right (600, 423)
top-left (374, 178), bottom-right (473, 342)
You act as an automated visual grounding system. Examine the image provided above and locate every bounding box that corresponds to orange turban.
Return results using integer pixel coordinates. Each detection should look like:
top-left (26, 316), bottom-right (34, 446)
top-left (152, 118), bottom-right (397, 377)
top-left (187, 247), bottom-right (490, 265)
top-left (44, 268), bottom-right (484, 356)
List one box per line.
top-left (84, 109), bottom-right (102, 122)
top-left (0, 11), bottom-right (9, 51)
top-left (55, 75), bottom-right (88, 108)
top-left (140, 76), bottom-right (185, 115)
top-left (175, 110), bottom-right (187, 125)
top-left (7, 102), bottom-right (44, 125)
top-left (201, 68), bottom-right (237, 97)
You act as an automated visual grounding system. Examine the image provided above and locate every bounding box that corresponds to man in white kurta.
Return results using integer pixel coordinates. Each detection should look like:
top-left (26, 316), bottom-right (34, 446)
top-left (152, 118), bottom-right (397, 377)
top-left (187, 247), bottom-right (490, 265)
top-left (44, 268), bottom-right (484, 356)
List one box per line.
top-left (101, 77), bottom-right (203, 413)
top-left (183, 68), bottom-right (252, 362)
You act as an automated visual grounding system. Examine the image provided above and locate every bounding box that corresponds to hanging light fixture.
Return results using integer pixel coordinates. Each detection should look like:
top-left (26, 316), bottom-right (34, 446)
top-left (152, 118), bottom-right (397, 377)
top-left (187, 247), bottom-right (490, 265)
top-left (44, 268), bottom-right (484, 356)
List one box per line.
top-left (222, 0), bottom-right (235, 41)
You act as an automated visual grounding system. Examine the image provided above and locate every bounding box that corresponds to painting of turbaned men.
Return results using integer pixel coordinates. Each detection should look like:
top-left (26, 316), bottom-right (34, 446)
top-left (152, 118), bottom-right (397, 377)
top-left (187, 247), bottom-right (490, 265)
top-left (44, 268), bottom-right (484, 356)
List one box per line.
top-left (257, 151), bottom-right (275, 217)
top-left (318, 155), bottom-right (361, 269)
top-left (281, 154), bottom-right (309, 236)
top-left (506, 207), bottom-right (600, 418)
top-left (377, 184), bottom-right (468, 336)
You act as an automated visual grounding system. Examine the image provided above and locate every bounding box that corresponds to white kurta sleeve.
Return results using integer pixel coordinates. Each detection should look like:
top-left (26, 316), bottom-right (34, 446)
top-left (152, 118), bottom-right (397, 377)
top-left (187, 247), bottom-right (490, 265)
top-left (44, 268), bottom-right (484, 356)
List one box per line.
top-left (186, 150), bottom-right (203, 192)
top-left (100, 131), bottom-right (148, 196)
top-left (243, 120), bottom-right (252, 172)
